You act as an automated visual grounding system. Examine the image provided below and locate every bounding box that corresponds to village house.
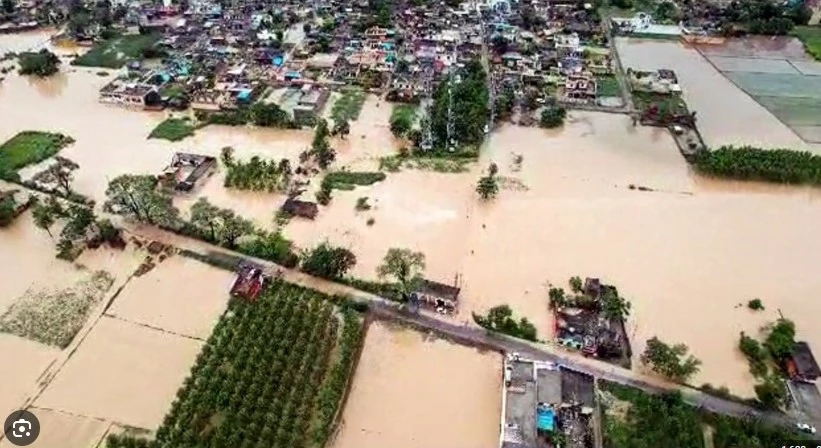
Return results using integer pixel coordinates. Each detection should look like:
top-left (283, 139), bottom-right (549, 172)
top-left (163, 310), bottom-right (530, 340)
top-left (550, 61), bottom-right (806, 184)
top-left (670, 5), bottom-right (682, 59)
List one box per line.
top-left (410, 279), bottom-right (461, 314)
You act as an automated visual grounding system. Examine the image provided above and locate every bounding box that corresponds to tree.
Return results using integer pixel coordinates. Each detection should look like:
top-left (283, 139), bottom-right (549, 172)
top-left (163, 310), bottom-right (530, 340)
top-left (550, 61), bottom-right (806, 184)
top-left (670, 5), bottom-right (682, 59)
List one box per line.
top-left (569, 276), bottom-right (583, 293)
top-left (18, 49), bottom-right (60, 77)
top-left (312, 119), bottom-right (336, 169)
top-left (764, 318), bottom-right (796, 361)
top-left (301, 242), bottom-right (357, 280)
top-left (739, 332), bottom-right (768, 378)
top-left (332, 120), bottom-right (350, 139)
top-left (540, 106), bottom-right (567, 128)
top-left (61, 204), bottom-right (95, 240)
top-left (548, 287), bottom-right (566, 309)
top-left (251, 102), bottom-right (289, 127)
top-left (0, 194), bottom-right (16, 227)
top-left (2, 0), bottom-right (15, 14)
top-left (747, 298), bottom-right (764, 311)
top-left (377, 248), bottom-right (426, 299)
top-left (601, 289), bottom-right (632, 320)
top-left (641, 336), bottom-right (702, 381)
top-left (32, 202), bottom-right (56, 237)
top-left (754, 374), bottom-right (787, 409)
top-left (217, 209), bottom-right (254, 249)
top-left (476, 175), bottom-right (499, 200)
top-left (32, 156), bottom-right (79, 194)
top-left (190, 197), bottom-right (221, 241)
top-left (104, 174), bottom-right (179, 226)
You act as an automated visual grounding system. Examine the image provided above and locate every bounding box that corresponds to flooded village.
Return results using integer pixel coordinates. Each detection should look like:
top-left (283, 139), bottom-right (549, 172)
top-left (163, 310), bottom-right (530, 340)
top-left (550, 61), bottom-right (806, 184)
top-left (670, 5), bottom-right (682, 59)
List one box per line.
top-left (2, 0), bottom-right (821, 445)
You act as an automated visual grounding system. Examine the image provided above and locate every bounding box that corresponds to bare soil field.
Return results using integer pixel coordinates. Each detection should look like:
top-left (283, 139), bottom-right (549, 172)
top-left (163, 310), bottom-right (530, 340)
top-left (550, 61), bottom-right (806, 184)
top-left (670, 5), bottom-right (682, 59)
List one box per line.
top-left (106, 255), bottom-right (234, 339)
top-left (34, 316), bottom-right (203, 429)
top-left (0, 408), bottom-right (110, 448)
top-left (331, 321), bottom-right (502, 448)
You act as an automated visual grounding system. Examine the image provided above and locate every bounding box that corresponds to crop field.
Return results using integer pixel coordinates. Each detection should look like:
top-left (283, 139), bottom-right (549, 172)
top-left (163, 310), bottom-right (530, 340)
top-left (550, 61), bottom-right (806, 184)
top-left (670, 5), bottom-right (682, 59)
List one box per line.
top-left (107, 282), bottom-right (364, 448)
top-left (698, 39), bottom-right (821, 144)
top-left (71, 34), bottom-right (161, 69)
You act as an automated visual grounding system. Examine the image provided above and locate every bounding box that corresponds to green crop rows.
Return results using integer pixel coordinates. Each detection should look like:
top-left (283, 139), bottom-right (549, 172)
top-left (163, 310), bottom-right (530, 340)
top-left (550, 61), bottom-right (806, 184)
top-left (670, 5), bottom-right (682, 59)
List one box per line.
top-left (108, 282), bottom-right (363, 448)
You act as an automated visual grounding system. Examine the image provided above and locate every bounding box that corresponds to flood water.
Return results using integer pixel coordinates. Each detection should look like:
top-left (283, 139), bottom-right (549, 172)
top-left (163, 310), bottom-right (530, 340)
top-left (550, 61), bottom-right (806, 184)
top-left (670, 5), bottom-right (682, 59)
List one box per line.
top-left (3, 31), bottom-right (821, 399)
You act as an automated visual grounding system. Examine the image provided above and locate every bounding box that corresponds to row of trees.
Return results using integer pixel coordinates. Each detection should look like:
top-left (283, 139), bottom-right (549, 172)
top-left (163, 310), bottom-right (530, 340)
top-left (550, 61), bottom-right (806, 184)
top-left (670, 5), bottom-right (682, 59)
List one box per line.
top-left (311, 119), bottom-right (336, 169)
top-left (721, 0), bottom-right (813, 35)
top-left (221, 147), bottom-right (292, 193)
top-left (738, 318), bottom-right (796, 408)
top-left (109, 282), bottom-right (364, 448)
top-left (693, 145), bottom-right (821, 185)
top-left (429, 60), bottom-right (489, 151)
top-left (473, 304), bottom-right (538, 341)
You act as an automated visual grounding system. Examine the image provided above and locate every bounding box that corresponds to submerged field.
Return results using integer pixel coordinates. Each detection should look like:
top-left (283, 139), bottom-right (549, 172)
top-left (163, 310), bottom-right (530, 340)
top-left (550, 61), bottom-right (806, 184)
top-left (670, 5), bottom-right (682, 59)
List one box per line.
top-left (331, 321), bottom-right (502, 448)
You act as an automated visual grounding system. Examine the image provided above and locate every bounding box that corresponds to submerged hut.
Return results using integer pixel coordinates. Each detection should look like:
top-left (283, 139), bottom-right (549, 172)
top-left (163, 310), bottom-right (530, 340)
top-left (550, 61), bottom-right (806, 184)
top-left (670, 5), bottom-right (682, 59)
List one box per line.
top-left (281, 197), bottom-right (319, 219)
top-left (411, 279), bottom-right (461, 314)
top-left (788, 342), bottom-right (821, 383)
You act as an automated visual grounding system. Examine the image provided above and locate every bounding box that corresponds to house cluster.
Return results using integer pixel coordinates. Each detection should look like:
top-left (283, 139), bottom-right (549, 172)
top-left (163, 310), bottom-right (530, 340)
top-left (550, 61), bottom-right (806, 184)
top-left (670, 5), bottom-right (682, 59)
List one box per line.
top-left (484, 0), bottom-right (615, 115)
top-left (502, 355), bottom-right (596, 448)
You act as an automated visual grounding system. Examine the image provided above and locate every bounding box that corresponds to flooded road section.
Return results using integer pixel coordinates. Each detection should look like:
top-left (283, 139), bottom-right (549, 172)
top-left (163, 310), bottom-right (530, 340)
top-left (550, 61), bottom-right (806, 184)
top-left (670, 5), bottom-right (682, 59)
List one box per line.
top-left (331, 321), bottom-right (502, 448)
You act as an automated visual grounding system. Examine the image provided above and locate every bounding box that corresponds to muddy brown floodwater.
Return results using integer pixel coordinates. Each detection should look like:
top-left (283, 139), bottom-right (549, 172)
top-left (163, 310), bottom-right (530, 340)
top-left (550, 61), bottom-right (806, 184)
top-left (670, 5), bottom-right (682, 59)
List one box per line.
top-left (331, 321), bottom-right (502, 448)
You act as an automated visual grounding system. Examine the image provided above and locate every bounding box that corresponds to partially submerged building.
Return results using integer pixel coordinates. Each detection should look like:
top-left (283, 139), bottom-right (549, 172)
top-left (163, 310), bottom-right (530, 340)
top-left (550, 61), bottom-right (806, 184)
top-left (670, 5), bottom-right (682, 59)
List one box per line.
top-left (230, 263), bottom-right (266, 302)
top-left (788, 342), bottom-right (821, 383)
top-left (159, 152), bottom-right (216, 192)
top-left (280, 197), bottom-right (319, 219)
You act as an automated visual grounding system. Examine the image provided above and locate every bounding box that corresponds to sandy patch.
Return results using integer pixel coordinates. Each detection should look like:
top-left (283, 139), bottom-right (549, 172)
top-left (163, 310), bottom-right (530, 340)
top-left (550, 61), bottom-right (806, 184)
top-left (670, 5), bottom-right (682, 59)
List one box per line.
top-left (35, 316), bottom-right (202, 429)
top-left (0, 335), bottom-right (59, 419)
top-left (331, 321), bottom-right (502, 448)
top-left (0, 408), bottom-right (110, 448)
top-left (107, 255), bottom-right (234, 339)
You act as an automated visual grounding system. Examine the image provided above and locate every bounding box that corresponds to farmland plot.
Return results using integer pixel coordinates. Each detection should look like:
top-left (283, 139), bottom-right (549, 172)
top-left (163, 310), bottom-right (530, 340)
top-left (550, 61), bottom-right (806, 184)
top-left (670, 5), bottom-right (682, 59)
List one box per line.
top-left (107, 282), bottom-right (364, 448)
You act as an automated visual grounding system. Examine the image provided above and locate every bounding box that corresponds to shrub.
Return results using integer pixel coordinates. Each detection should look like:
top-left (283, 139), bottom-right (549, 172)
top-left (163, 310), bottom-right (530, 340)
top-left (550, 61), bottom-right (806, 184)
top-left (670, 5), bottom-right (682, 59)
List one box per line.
top-left (747, 298), bottom-right (764, 311)
top-left (473, 304), bottom-right (538, 341)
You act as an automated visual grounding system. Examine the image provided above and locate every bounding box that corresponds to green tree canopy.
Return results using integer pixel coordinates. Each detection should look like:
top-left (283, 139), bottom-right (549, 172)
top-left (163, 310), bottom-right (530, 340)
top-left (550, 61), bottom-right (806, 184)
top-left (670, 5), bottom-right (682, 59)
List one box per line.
top-left (103, 174), bottom-right (179, 226)
top-left (641, 336), bottom-right (701, 381)
top-left (376, 248), bottom-right (426, 299)
top-left (764, 318), bottom-right (796, 361)
top-left (18, 49), bottom-right (61, 77)
top-left (301, 242), bottom-right (357, 280)
top-left (476, 175), bottom-right (499, 200)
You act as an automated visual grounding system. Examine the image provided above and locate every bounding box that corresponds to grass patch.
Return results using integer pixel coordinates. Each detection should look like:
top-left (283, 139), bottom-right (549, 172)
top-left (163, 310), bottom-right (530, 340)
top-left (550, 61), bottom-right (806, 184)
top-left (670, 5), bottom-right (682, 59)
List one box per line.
top-left (597, 75), bottom-right (622, 97)
top-left (148, 118), bottom-right (197, 142)
top-left (72, 33), bottom-right (160, 69)
top-left (0, 271), bottom-right (114, 348)
top-left (323, 171), bottom-right (386, 190)
top-left (792, 26), bottom-right (821, 61)
top-left (106, 282), bottom-right (364, 448)
top-left (379, 155), bottom-right (473, 173)
top-left (0, 131), bottom-right (74, 180)
top-left (331, 89), bottom-right (366, 123)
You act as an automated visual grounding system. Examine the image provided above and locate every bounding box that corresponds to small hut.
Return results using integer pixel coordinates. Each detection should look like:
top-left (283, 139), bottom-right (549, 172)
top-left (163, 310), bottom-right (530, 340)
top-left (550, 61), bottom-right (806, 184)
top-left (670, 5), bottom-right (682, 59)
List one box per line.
top-left (411, 279), bottom-right (461, 314)
top-left (788, 342), bottom-right (821, 383)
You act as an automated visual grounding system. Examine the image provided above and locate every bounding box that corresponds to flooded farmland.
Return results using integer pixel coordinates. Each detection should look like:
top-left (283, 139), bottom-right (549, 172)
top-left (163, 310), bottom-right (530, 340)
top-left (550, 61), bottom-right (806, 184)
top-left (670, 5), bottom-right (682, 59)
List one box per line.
top-left (331, 321), bottom-right (503, 448)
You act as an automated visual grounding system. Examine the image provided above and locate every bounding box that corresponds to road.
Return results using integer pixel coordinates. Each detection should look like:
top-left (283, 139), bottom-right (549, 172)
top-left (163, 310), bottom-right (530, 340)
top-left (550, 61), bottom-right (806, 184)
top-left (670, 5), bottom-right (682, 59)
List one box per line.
top-left (121, 222), bottom-right (800, 432)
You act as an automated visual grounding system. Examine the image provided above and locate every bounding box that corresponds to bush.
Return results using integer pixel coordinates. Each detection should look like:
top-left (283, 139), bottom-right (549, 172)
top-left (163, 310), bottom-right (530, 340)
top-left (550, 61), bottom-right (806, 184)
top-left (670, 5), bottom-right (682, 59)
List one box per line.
top-left (540, 106), bottom-right (567, 128)
top-left (473, 304), bottom-right (538, 341)
top-left (390, 104), bottom-right (416, 137)
top-left (640, 336), bottom-right (701, 381)
top-left (739, 332), bottom-right (769, 378)
top-left (238, 230), bottom-right (300, 268)
top-left (355, 196), bottom-right (371, 211)
top-left (301, 242), bottom-right (357, 280)
top-left (18, 49), bottom-right (60, 77)
top-left (747, 298), bottom-right (764, 311)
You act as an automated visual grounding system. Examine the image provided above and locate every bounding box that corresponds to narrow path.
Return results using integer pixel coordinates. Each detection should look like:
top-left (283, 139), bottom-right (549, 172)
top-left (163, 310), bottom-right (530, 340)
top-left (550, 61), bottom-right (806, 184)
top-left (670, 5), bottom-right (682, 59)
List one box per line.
top-left (121, 222), bottom-right (797, 431)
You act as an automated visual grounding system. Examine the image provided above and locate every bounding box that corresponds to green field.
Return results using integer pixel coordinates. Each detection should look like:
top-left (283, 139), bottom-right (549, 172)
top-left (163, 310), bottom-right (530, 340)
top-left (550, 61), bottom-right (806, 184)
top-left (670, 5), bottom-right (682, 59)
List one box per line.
top-left (0, 131), bottom-right (74, 180)
top-left (792, 26), bottom-right (821, 62)
top-left (596, 75), bottom-right (622, 97)
top-left (107, 282), bottom-right (364, 448)
top-left (330, 89), bottom-right (366, 123)
top-left (148, 118), bottom-right (197, 142)
top-left (754, 95), bottom-right (821, 127)
top-left (72, 33), bottom-right (161, 69)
